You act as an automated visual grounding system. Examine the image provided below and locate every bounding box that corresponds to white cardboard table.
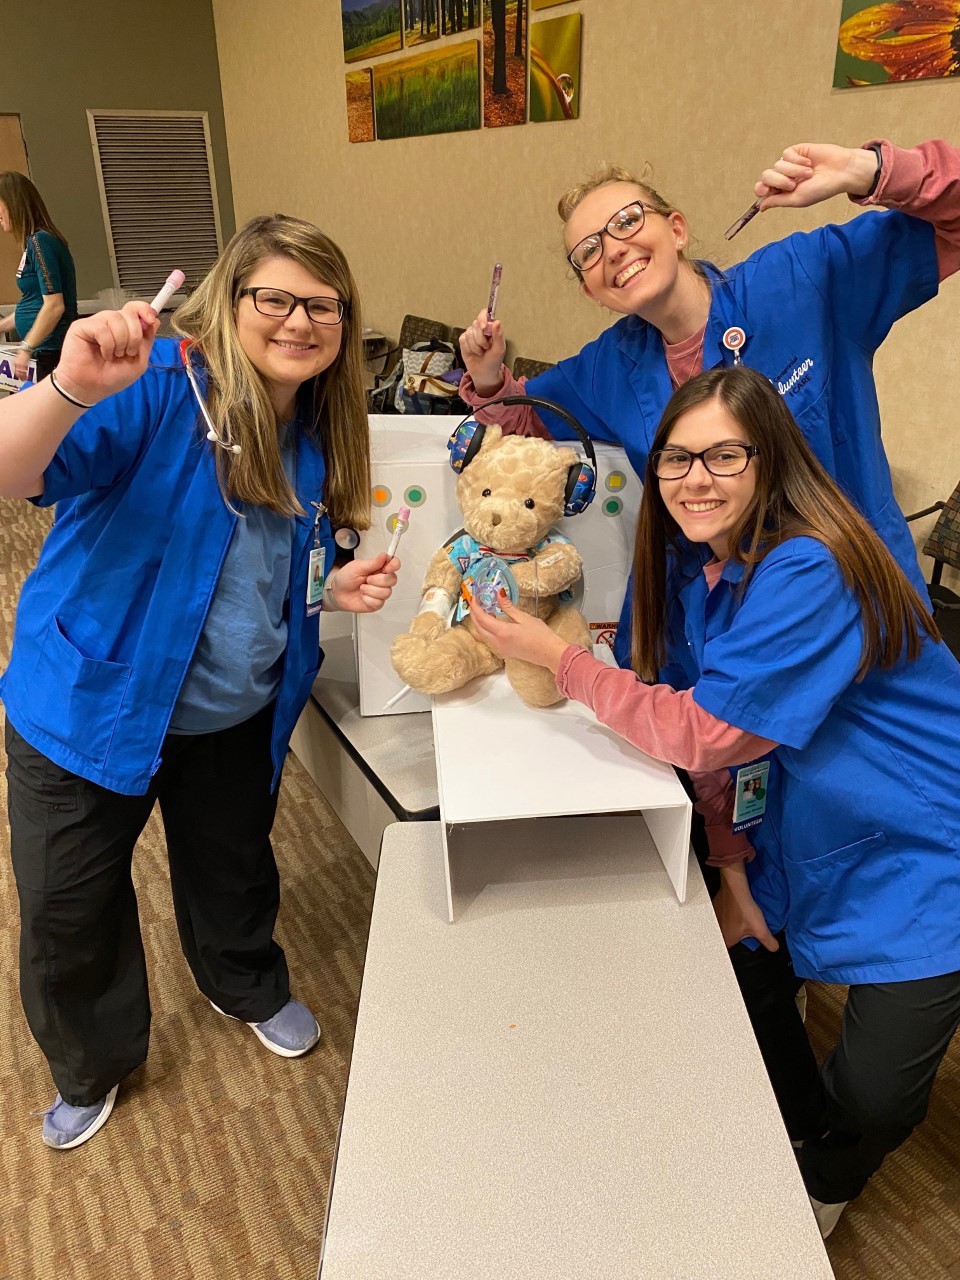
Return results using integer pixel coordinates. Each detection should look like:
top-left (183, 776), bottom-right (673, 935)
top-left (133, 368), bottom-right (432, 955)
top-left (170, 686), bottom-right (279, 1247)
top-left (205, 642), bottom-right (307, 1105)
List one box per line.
top-left (319, 821), bottom-right (833, 1280)
top-left (433, 659), bottom-right (692, 920)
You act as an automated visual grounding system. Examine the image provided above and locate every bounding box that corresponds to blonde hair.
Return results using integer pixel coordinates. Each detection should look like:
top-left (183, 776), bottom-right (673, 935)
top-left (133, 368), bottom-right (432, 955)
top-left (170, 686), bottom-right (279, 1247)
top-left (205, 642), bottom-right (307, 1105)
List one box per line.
top-left (173, 215), bottom-right (371, 528)
top-left (557, 163), bottom-right (702, 279)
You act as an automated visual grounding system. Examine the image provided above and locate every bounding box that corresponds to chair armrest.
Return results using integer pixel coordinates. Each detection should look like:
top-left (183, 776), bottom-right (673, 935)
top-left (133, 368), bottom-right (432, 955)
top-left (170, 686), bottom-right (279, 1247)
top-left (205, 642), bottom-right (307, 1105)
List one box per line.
top-left (906, 501), bottom-right (946, 523)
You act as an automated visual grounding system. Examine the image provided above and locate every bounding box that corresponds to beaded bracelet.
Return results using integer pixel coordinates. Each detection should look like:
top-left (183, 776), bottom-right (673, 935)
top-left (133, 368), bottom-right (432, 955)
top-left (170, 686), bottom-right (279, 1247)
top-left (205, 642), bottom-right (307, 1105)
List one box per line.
top-left (49, 369), bottom-right (95, 410)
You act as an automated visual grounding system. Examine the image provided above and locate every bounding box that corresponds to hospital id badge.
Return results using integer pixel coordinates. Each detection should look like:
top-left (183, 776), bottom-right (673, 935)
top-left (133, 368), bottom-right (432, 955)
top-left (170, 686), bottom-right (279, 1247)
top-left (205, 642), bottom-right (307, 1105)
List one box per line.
top-left (732, 760), bottom-right (769, 834)
top-left (306, 546), bottom-right (326, 617)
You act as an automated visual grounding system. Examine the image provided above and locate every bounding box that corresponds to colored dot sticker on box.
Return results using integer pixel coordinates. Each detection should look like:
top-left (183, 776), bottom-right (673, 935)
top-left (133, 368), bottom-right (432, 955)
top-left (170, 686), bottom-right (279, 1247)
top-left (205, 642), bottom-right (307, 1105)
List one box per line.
top-left (404, 486), bottom-right (426, 507)
top-left (605, 471), bottom-right (627, 492)
top-left (602, 497), bottom-right (623, 517)
top-left (372, 485), bottom-right (392, 507)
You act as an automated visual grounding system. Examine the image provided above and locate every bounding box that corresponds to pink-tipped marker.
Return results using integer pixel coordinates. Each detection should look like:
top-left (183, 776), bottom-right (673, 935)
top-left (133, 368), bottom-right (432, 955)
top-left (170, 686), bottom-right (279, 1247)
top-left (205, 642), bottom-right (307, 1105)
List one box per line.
top-left (387, 505), bottom-right (411, 558)
top-left (149, 269), bottom-right (185, 313)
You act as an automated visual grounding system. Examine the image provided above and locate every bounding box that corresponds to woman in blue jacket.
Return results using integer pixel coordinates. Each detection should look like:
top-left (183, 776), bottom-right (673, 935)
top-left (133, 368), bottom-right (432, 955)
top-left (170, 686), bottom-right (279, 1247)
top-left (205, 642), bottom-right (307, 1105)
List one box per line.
top-left (459, 135), bottom-right (960, 1147)
top-left (0, 215), bottom-right (399, 1150)
top-left (471, 365), bottom-right (960, 1238)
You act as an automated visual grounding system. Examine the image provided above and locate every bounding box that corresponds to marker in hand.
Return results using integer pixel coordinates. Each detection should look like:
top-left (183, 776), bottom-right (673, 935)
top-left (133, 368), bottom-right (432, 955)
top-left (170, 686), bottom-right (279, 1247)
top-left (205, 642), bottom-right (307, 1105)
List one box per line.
top-left (387, 505), bottom-right (411, 559)
top-left (724, 199), bottom-right (761, 241)
top-left (486, 262), bottom-right (502, 327)
top-left (149, 269), bottom-right (185, 314)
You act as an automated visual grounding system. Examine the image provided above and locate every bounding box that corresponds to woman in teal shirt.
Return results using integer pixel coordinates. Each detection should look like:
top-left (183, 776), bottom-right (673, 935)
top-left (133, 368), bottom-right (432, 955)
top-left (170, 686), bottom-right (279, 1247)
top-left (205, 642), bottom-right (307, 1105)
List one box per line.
top-left (0, 171), bottom-right (77, 381)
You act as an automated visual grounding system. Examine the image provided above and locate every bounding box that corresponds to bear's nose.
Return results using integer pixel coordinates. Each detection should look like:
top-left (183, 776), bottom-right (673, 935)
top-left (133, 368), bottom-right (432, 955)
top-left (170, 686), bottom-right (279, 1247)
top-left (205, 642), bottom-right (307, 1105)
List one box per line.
top-left (490, 513), bottom-right (501, 526)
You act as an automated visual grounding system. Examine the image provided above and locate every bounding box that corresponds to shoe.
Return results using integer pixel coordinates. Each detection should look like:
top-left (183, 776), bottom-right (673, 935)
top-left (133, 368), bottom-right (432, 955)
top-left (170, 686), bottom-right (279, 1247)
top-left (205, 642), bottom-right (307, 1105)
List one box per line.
top-left (211, 998), bottom-right (320, 1058)
top-left (809, 1195), bottom-right (849, 1239)
top-left (40, 1084), bottom-right (119, 1150)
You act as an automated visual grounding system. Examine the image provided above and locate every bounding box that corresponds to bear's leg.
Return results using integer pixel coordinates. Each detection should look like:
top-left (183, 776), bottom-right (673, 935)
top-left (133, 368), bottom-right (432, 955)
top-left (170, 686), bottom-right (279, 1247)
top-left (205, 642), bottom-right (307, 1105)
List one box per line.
top-left (391, 624), bottom-right (502, 696)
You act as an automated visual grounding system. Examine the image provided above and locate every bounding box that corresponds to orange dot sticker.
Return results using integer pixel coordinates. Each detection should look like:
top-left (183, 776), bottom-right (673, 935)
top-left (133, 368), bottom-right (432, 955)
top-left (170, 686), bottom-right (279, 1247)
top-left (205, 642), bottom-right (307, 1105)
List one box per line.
top-left (372, 485), bottom-right (392, 507)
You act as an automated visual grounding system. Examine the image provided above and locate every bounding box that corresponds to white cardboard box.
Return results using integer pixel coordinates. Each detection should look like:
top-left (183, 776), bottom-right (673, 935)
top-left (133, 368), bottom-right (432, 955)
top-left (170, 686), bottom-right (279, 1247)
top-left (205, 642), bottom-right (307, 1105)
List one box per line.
top-left (432, 653), bottom-right (692, 919)
top-left (355, 414), bottom-right (641, 716)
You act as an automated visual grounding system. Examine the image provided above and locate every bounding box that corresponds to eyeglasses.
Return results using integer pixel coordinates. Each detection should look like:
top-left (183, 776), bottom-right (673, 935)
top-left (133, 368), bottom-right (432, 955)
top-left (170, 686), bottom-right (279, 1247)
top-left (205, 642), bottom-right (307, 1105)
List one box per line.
top-left (651, 442), bottom-right (759, 480)
top-left (566, 201), bottom-right (659, 274)
top-left (239, 286), bottom-right (347, 325)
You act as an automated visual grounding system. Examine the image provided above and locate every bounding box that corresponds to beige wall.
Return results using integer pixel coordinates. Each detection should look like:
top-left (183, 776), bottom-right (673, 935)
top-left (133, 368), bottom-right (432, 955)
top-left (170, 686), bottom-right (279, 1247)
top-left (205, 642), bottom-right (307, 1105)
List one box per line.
top-left (1, 0), bottom-right (234, 302)
top-left (213, 0), bottom-right (959, 581)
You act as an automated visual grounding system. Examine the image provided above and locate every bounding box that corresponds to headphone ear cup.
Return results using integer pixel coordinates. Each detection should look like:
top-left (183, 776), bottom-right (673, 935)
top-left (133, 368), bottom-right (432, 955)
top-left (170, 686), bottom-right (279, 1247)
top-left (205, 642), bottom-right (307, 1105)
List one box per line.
top-left (447, 420), bottom-right (486, 473)
top-left (563, 462), bottom-right (597, 517)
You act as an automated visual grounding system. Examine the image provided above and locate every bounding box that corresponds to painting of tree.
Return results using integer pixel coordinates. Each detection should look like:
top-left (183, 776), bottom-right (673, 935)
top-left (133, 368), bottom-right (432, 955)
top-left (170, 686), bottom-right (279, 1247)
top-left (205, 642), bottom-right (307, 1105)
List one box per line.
top-left (403, 0), bottom-right (440, 48)
top-left (482, 0), bottom-right (527, 127)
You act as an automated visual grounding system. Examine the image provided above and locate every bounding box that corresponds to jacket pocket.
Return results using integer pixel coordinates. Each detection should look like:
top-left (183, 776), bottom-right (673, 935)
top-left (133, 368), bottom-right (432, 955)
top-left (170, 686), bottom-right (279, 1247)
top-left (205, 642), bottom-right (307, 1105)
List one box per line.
top-left (782, 832), bottom-right (930, 972)
top-left (30, 616), bottom-right (133, 767)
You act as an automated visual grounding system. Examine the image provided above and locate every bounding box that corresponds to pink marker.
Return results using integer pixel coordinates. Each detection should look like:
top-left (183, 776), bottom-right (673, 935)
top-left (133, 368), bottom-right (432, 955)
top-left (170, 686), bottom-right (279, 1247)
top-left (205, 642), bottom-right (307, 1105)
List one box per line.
top-left (486, 263), bottom-right (502, 322)
top-left (387, 505), bottom-right (411, 558)
top-left (149, 269), bottom-right (185, 313)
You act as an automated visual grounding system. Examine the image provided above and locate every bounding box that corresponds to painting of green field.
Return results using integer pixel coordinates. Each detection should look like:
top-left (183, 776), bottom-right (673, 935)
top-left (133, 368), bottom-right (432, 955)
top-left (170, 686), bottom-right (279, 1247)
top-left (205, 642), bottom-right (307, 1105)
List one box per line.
top-left (342, 0), bottom-right (402, 64)
top-left (373, 41), bottom-right (481, 139)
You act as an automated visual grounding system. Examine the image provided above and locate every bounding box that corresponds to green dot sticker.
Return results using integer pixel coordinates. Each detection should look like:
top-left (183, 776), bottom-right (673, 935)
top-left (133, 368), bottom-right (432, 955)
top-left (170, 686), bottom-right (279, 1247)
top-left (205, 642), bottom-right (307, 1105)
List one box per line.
top-left (372, 485), bottom-right (392, 507)
top-left (404, 486), bottom-right (426, 507)
top-left (603, 497), bottom-right (623, 517)
top-left (606, 471), bottom-right (627, 492)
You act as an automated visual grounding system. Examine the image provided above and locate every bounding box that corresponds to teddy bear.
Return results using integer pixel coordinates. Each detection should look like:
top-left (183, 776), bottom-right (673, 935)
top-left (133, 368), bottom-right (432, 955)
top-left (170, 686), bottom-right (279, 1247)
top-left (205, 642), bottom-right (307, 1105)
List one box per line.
top-left (390, 423), bottom-right (592, 708)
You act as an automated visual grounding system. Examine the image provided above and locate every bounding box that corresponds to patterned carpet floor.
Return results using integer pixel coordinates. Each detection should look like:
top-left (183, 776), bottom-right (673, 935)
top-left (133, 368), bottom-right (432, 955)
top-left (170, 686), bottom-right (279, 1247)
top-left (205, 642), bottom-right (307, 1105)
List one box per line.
top-left (0, 495), bottom-right (958, 1278)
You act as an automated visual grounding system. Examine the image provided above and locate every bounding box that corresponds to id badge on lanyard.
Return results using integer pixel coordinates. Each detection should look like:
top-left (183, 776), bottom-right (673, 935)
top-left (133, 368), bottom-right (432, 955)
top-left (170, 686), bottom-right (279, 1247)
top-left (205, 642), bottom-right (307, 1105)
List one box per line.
top-left (306, 501), bottom-right (326, 617)
top-left (732, 760), bottom-right (769, 834)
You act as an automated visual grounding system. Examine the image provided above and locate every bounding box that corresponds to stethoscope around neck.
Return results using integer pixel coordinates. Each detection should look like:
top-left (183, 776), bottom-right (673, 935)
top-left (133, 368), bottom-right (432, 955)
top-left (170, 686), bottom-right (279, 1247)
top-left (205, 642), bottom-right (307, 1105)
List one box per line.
top-left (179, 339), bottom-right (241, 455)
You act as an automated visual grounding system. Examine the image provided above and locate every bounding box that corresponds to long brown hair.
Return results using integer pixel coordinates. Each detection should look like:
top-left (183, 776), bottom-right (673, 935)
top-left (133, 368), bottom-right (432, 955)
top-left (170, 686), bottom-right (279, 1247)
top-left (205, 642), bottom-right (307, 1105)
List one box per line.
top-left (0, 171), bottom-right (69, 247)
top-left (631, 365), bottom-right (939, 682)
top-left (173, 215), bottom-right (370, 527)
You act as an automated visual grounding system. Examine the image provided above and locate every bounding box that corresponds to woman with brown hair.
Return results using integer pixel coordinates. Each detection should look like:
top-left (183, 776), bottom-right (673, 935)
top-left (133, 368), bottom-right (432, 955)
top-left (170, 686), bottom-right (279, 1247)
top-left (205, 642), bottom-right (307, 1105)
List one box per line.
top-left (0, 214), bottom-right (398, 1150)
top-left (0, 171), bottom-right (77, 380)
top-left (471, 365), bottom-right (960, 1238)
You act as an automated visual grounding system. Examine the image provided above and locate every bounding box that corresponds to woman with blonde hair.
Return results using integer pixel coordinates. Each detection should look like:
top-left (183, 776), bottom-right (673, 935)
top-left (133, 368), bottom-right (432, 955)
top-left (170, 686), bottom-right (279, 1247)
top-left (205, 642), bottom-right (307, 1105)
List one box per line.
top-left (0, 215), bottom-right (398, 1150)
top-left (471, 364), bottom-right (960, 1237)
top-left (0, 171), bottom-right (77, 380)
top-left (458, 135), bottom-right (960, 1153)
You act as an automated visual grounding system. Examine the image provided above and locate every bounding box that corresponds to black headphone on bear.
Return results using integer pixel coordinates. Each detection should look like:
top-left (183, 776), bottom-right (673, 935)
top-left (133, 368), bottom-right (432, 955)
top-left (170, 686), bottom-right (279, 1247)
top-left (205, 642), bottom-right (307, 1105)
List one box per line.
top-left (447, 394), bottom-right (597, 517)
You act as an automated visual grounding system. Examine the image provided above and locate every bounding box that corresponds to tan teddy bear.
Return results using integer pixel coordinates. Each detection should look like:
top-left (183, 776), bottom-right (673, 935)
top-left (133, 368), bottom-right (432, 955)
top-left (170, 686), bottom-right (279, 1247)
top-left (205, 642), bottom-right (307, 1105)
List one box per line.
top-left (390, 424), bottom-right (591, 707)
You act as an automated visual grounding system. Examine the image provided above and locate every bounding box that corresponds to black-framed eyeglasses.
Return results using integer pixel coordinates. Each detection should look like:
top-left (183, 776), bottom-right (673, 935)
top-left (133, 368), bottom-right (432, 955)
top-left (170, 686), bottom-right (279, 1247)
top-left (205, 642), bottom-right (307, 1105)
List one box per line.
top-left (566, 201), bottom-right (660, 274)
top-left (239, 286), bottom-right (347, 325)
top-left (651, 442), bottom-right (759, 480)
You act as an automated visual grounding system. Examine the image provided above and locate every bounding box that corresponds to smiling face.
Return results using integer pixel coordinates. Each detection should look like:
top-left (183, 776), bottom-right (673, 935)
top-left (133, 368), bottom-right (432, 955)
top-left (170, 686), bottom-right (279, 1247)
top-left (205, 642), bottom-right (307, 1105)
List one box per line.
top-left (236, 253), bottom-right (344, 416)
top-left (563, 181), bottom-right (688, 317)
top-left (658, 397), bottom-right (759, 560)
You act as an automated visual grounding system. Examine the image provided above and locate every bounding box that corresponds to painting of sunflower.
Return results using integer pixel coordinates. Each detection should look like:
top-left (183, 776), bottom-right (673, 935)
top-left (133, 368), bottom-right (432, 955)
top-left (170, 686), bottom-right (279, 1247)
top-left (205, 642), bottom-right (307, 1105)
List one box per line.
top-left (834, 0), bottom-right (960, 87)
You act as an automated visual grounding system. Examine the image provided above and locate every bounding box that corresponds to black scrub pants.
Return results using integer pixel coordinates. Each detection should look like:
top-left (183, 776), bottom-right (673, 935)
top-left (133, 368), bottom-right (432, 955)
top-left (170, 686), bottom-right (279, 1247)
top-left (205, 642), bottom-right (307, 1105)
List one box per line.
top-left (5, 705), bottom-right (289, 1107)
top-left (693, 810), bottom-right (960, 1205)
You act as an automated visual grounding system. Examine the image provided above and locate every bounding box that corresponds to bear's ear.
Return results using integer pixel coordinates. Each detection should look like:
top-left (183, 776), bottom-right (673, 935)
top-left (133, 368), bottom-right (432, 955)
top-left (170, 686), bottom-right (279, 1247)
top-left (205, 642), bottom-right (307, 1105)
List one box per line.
top-left (475, 422), bottom-right (503, 453)
top-left (555, 445), bottom-right (579, 472)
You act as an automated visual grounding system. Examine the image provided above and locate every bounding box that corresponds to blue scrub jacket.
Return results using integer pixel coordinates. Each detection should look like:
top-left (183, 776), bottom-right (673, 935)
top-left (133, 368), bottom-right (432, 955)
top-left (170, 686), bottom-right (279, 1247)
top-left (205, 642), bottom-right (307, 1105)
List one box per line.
top-left (524, 210), bottom-right (939, 663)
top-left (0, 338), bottom-right (335, 796)
top-left (666, 534), bottom-right (960, 986)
